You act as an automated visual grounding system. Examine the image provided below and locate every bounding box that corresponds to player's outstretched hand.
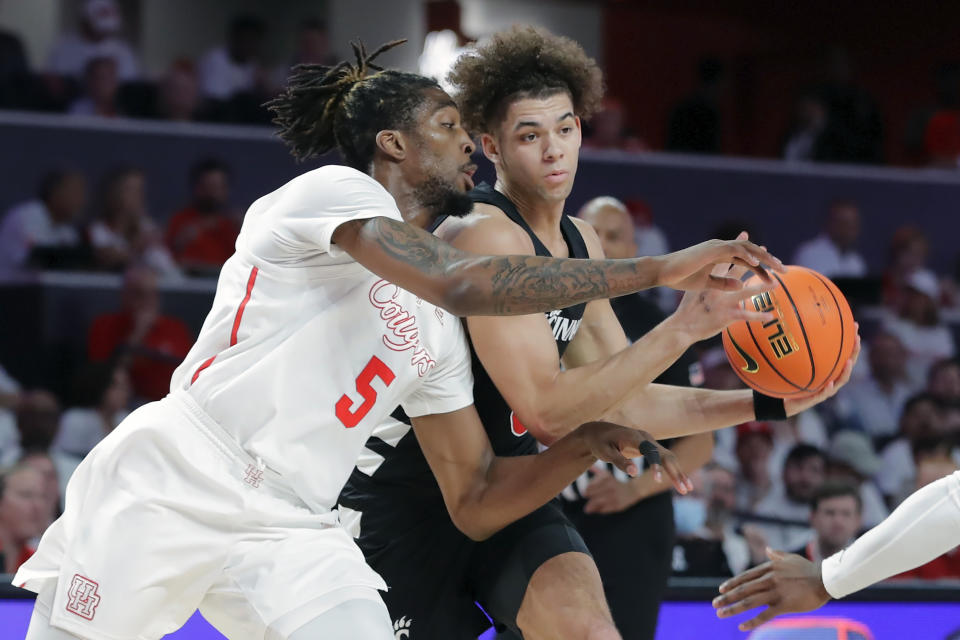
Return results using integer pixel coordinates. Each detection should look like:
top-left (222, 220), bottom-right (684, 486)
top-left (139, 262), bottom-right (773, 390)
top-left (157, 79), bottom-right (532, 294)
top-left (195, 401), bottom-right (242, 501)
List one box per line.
top-left (785, 326), bottom-right (861, 416)
top-left (669, 261), bottom-right (776, 343)
top-left (576, 423), bottom-right (693, 495)
top-left (712, 548), bottom-right (831, 631)
top-left (655, 233), bottom-right (785, 292)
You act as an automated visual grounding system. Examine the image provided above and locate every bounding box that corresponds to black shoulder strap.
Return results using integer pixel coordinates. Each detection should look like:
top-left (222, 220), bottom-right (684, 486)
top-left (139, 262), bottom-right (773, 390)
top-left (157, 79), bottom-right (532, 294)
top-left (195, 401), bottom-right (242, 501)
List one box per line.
top-left (559, 215), bottom-right (590, 260)
top-left (469, 183), bottom-right (551, 256)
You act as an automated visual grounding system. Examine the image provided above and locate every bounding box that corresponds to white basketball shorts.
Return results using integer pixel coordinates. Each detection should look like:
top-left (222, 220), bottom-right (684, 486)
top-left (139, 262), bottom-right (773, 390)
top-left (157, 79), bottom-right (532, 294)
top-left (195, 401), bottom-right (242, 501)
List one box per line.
top-left (14, 391), bottom-right (387, 640)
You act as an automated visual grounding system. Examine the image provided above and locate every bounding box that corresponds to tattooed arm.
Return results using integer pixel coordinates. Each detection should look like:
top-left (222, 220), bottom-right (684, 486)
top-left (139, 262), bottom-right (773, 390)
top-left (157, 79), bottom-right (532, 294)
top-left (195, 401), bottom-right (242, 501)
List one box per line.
top-left (331, 216), bottom-right (782, 316)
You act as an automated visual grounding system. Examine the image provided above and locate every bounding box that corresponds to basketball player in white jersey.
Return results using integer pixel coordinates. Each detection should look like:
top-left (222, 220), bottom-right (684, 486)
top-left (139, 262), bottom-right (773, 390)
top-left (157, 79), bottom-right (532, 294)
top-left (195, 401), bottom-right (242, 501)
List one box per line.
top-left (713, 468), bottom-right (960, 631)
top-left (14, 41), bottom-right (783, 640)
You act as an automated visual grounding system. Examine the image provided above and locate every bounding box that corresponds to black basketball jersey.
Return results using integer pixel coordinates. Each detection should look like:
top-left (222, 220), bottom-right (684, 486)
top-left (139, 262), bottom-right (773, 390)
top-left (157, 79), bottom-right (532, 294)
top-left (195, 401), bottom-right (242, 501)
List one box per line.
top-left (338, 184), bottom-right (590, 543)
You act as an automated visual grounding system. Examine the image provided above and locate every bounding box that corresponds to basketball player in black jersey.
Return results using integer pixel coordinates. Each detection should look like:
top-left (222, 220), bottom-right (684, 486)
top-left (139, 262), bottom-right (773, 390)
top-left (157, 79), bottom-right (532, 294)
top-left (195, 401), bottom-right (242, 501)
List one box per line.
top-left (338, 27), bottom-right (859, 640)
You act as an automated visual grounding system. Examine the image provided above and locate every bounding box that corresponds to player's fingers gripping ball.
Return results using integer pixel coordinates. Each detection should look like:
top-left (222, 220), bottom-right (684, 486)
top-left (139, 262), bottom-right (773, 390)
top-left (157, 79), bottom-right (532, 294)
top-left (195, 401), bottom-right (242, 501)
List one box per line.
top-left (722, 265), bottom-right (855, 399)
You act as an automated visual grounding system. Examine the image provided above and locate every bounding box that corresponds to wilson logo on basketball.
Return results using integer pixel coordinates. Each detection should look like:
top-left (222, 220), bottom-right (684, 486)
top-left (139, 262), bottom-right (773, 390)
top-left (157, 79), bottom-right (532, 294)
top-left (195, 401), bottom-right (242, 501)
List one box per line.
top-left (65, 574), bottom-right (101, 620)
top-left (752, 291), bottom-right (799, 360)
top-left (509, 411), bottom-right (527, 436)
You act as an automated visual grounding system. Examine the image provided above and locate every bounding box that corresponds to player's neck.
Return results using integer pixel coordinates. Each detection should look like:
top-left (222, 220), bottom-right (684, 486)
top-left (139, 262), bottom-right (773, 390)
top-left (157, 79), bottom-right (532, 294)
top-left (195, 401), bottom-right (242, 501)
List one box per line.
top-left (494, 178), bottom-right (566, 241)
top-left (373, 167), bottom-right (433, 230)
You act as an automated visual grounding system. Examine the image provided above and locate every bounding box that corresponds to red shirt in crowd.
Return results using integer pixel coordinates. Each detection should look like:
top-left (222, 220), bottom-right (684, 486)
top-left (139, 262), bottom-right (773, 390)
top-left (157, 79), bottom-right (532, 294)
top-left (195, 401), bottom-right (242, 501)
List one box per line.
top-left (88, 311), bottom-right (193, 401)
top-left (895, 547), bottom-right (960, 580)
top-left (165, 206), bottom-right (239, 268)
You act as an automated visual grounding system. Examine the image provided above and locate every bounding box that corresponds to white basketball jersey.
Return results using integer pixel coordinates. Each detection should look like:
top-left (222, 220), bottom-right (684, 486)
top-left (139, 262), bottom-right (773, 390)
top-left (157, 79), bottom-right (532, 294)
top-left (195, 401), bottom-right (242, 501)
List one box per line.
top-left (170, 165), bottom-right (473, 513)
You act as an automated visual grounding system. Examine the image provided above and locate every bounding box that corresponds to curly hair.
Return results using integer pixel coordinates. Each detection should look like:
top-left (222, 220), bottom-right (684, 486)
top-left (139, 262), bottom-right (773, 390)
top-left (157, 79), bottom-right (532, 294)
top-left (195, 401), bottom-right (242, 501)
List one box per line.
top-left (266, 40), bottom-right (440, 169)
top-left (447, 26), bottom-right (604, 134)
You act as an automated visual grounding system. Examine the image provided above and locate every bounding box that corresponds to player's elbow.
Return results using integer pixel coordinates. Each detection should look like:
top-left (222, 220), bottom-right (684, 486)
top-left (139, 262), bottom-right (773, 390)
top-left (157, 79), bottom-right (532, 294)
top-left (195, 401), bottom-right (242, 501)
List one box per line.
top-left (448, 506), bottom-right (497, 541)
top-left (439, 270), bottom-right (486, 317)
top-left (512, 406), bottom-right (566, 446)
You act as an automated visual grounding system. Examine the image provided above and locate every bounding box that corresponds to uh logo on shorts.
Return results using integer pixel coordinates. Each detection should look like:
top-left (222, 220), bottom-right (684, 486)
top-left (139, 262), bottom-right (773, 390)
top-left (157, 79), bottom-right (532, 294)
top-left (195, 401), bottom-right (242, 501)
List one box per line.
top-left (65, 574), bottom-right (101, 620)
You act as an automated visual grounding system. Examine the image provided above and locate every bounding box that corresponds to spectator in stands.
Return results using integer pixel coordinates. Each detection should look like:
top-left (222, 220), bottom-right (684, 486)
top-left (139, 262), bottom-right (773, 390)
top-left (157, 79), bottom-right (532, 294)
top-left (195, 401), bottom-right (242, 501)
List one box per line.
top-left (158, 60), bottom-right (201, 122)
top-left (89, 167), bottom-right (179, 276)
top-left (792, 199), bottom-right (867, 278)
top-left (753, 444), bottom-right (826, 551)
top-left (791, 482), bottom-right (862, 563)
top-left (68, 56), bottom-right (120, 117)
top-left (0, 170), bottom-right (88, 273)
top-left (672, 464), bottom-right (757, 577)
top-left (667, 56), bottom-right (725, 154)
top-left (734, 421), bottom-right (775, 512)
top-left (15, 390), bottom-right (60, 455)
top-left (270, 19), bottom-right (337, 92)
top-left (782, 91), bottom-right (829, 162)
top-left (835, 331), bottom-right (913, 438)
top-left (825, 430), bottom-right (888, 528)
top-left (582, 97), bottom-right (647, 152)
top-left (928, 358), bottom-right (960, 404)
top-left (87, 266), bottom-right (193, 402)
top-left (0, 364), bottom-right (22, 466)
top-left (55, 362), bottom-right (129, 460)
top-left (882, 269), bottom-right (956, 388)
top-left (878, 392), bottom-right (956, 504)
top-left (165, 158), bottom-right (239, 275)
top-left (19, 449), bottom-right (61, 530)
top-left (198, 14), bottom-right (268, 101)
top-left (46, 0), bottom-right (140, 81)
top-left (0, 462), bottom-right (45, 573)
top-left (883, 225), bottom-right (931, 308)
top-left (13, 389), bottom-right (62, 529)
top-left (814, 47), bottom-right (884, 164)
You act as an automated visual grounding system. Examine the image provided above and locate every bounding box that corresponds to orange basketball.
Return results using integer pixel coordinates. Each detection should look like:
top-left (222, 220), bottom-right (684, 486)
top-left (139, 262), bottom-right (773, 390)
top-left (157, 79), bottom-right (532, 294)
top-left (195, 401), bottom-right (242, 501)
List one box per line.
top-left (722, 265), bottom-right (856, 399)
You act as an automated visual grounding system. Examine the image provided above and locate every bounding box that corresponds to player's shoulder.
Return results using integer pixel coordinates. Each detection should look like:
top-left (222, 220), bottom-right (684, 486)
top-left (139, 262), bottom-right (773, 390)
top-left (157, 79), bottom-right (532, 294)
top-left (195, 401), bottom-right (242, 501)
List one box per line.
top-left (293, 164), bottom-right (386, 193)
top-left (436, 202), bottom-right (534, 256)
top-left (271, 165), bottom-right (396, 216)
top-left (566, 214), bottom-right (604, 258)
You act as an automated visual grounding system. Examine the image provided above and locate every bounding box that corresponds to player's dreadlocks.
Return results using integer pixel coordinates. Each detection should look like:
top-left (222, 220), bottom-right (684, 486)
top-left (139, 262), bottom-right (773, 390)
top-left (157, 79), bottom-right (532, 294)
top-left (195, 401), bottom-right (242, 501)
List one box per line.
top-left (448, 26), bottom-right (604, 135)
top-left (267, 39), bottom-right (441, 169)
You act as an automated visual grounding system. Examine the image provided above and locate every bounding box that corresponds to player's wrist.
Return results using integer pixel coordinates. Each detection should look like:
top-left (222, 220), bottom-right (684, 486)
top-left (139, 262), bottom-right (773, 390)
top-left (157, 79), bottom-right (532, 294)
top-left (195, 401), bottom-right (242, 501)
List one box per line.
top-left (752, 390), bottom-right (786, 421)
top-left (629, 255), bottom-right (662, 291)
top-left (659, 313), bottom-right (698, 348)
top-left (814, 562), bottom-right (834, 602)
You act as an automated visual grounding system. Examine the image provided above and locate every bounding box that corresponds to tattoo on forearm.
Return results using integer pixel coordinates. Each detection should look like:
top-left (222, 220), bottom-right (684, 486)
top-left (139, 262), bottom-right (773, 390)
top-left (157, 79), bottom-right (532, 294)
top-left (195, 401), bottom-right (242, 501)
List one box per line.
top-left (365, 218), bottom-right (652, 314)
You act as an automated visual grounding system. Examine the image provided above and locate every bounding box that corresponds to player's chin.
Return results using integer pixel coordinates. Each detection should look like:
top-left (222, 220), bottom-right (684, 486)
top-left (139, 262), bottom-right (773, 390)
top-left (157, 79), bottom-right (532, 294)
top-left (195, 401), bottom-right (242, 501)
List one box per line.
top-left (541, 181), bottom-right (572, 200)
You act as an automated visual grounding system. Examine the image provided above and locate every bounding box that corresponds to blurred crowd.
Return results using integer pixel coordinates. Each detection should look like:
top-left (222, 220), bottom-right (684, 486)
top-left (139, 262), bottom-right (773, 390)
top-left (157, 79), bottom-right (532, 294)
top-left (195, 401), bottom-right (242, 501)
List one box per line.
top-left (0, 0), bottom-right (334, 125)
top-left (0, 0), bottom-right (957, 166)
top-left (1, 0), bottom-right (959, 583)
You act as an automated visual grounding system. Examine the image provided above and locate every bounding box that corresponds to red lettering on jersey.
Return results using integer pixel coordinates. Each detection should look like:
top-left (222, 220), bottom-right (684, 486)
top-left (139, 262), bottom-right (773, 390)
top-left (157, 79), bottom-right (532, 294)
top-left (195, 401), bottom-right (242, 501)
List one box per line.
top-left (369, 280), bottom-right (436, 376)
top-left (509, 411), bottom-right (528, 437)
top-left (65, 574), bottom-right (100, 620)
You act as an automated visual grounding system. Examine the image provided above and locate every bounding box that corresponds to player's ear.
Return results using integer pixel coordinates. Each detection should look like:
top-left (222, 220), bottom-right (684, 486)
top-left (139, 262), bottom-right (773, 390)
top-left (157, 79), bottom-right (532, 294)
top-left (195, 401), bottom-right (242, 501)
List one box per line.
top-left (480, 133), bottom-right (499, 164)
top-left (376, 129), bottom-right (407, 162)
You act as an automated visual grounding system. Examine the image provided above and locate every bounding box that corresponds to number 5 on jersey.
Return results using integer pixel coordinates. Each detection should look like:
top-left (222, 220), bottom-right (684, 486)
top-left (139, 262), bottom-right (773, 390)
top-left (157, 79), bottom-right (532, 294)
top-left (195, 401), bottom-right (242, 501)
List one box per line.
top-left (336, 356), bottom-right (396, 428)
